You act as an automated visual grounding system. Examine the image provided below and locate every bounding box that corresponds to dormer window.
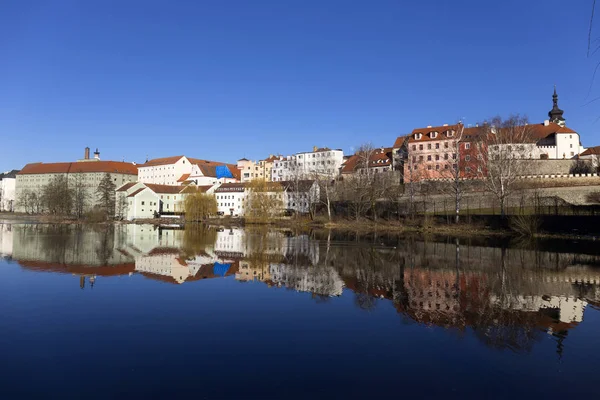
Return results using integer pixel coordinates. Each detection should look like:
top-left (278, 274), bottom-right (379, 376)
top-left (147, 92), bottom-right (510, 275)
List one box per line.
top-left (414, 133), bottom-right (422, 140)
top-left (447, 130), bottom-right (455, 137)
top-left (430, 131), bottom-right (438, 139)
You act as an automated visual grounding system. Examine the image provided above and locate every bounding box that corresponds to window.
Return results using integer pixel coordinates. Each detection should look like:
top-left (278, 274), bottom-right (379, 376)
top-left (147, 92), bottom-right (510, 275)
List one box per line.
top-left (444, 164), bottom-right (449, 169)
top-left (570, 144), bottom-right (573, 148)
top-left (435, 143), bottom-right (440, 149)
top-left (427, 144), bottom-right (432, 150)
top-left (435, 155), bottom-right (439, 161)
top-left (444, 153), bottom-right (449, 160)
top-left (412, 156), bottom-right (416, 163)
top-left (419, 144), bottom-right (423, 151)
top-left (465, 155), bottom-right (471, 161)
top-left (427, 155), bottom-right (432, 161)
top-left (412, 145), bottom-right (416, 151)
top-left (452, 154), bottom-right (457, 160)
top-left (465, 143), bottom-right (471, 149)
top-left (141, 201), bottom-right (145, 205)
top-left (435, 164), bottom-right (440, 170)
top-left (431, 131), bottom-right (438, 139)
top-left (427, 165), bottom-right (432, 170)
top-left (415, 133), bottom-right (422, 140)
top-left (419, 156), bottom-right (424, 161)
top-left (465, 167), bottom-right (471, 173)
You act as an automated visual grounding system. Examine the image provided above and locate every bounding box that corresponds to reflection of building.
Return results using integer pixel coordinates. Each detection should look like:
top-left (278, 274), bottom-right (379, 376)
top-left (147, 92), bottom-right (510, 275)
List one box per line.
top-left (0, 223), bottom-right (13, 258)
top-left (270, 264), bottom-right (344, 296)
top-left (10, 224), bottom-right (135, 287)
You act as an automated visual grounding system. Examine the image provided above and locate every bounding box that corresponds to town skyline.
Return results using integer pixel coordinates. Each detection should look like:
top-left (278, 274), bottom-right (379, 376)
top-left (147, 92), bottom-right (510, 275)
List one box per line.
top-left (0, 1), bottom-right (597, 171)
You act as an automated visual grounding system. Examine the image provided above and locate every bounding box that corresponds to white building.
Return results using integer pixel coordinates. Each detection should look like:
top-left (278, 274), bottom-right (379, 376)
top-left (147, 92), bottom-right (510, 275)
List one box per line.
top-left (213, 180), bottom-right (320, 217)
top-left (116, 182), bottom-right (218, 220)
top-left (15, 148), bottom-right (138, 213)
top-left (214, 183), bottom-right (246, 217)
top-left (0, 170), bottom-right (18, 212)
top-left (272, 147), bottom-right (343, 181)
top-left (137, 155), bottom-right (240, 186)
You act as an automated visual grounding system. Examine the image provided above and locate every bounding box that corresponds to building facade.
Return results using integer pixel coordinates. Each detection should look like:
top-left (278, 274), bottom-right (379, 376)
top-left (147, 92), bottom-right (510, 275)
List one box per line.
top-left (237, 155), bottom-right (279, 183)
top-left (116, 182), bottom-right (217, 220)
top-left (272, 147), bottom-right (343, 181)
top-left (0, 170), bottom-right (19, 212)
top-left (138, 155), bottom-right (240, 186)
top-left (15, 149), bottom-right (138, 213)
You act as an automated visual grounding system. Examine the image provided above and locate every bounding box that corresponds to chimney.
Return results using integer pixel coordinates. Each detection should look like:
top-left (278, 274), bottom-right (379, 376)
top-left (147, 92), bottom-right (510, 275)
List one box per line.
top-left (269, 154), bottom-right (273, 158)
top-left (427, 125), bottom-right (432, 128)
top-left (313, 146), bottom-right (318, 152)
top-left (93, 148), bottom-right (100, 160)
top-left (84, 147), bottom-right (90, 160)
top-left (443, 123), bottom-right (448, 127)
top-left (544, 119), bottom-right (550, 126)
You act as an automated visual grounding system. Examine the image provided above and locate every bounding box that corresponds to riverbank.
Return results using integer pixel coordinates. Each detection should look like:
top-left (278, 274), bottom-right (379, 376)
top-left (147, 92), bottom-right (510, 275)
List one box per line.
top-left (3, 212), bottom-right (599, 241)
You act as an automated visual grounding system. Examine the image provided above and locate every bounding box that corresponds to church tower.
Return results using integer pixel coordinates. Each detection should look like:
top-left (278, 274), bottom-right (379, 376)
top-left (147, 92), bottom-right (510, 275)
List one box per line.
top-left (548, 86), bottom-right (565, 126)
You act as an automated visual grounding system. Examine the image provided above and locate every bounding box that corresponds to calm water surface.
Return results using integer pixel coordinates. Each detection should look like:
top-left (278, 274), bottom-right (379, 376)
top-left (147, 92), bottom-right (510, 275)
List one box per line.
top-left (1, 222), bottom-right (600, 399)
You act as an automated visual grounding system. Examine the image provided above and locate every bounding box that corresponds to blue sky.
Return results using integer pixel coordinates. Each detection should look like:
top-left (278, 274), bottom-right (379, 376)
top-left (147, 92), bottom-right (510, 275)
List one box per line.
top-left (0, 0), bottom-right (597, 170)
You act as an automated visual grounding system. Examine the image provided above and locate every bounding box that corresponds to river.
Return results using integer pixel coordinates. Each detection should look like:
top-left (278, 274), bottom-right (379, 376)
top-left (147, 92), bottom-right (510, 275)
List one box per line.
top-left (1, 222), bottom-right (599, 398)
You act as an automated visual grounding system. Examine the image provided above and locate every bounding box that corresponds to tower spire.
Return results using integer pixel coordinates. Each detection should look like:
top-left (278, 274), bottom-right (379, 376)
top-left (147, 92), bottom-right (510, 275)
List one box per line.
top-left (548, 85), bottom-right (565, 126)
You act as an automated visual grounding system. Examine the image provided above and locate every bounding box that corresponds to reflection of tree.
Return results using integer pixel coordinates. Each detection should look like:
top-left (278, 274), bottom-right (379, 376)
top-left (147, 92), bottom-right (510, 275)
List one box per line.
top-left (94, 226), bottom-right (115, 266)
top-left (181, 226), bottom-right (217, 259)
top-left (354, 292), bottom-right (378, 311)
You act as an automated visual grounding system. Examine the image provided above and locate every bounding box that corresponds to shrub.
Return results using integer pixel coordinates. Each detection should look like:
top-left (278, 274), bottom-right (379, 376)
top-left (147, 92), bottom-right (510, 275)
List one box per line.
top-left (570, 160), bottom-right (592, 175)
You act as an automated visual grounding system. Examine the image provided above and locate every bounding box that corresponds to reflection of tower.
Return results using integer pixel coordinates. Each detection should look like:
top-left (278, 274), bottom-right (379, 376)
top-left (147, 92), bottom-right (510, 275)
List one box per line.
top-left (79, 275), bottom-right (85, 289)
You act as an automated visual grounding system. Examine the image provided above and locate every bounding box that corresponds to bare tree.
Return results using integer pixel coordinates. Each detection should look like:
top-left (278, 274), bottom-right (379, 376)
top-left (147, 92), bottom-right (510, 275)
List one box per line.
top-left (71, 173), bottom-right (89, 219)
top-left (475, 115), bottom-right (534, 217)
top-left (245, 179), bottom-right (284, 223)
top-left (436, 124), bottom-right (467, 223)
top-left (43, 175), bottom-right (73, 216)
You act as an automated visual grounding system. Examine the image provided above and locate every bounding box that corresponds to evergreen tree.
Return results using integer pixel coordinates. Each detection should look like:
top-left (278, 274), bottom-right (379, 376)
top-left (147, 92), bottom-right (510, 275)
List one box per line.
top-left (96, 173), bottom-right (116, 219)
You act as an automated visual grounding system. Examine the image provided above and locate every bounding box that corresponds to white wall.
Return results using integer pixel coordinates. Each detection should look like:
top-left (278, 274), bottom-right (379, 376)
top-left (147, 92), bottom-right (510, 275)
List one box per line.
top-left (0, 177), bottom-right (16, 211)
top-left (272, 150), bottom-right (343, 181)
top-left (215, 190), bottom-right (246, 216)
top-left (138, 156), bottom-right (192, 186)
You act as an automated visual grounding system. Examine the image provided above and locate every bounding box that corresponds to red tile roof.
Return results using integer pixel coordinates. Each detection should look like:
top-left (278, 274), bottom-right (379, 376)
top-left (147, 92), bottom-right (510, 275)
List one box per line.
top-left (177, 173), bottom-right (191, 182)
top-left (116, 182), bottom-right (138, 192)
top-left (18, 161), bottom-right (138, 175)
top-left (145, 183), bottom-right (185, 194)
top-left (127, 188), bottom-right (146, 198)
top-left (341, 148), bottom-right (393, 174)
top-left (393, 135), bottom-right (409, 148)
top-left (18, 260), bottom-right (136, 276)
top-left (580, 146), bottom-right (600, 156)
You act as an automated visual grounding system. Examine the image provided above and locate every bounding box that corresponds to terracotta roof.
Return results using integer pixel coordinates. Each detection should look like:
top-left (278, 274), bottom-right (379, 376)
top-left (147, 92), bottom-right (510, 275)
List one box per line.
top-left (580, 146), bottom-right (600, 156)
top-left (145, 183), bottom-right (184, 194)
top-left (341, 148), bottom-right (393, 174)
top-left (116, 182), bottom-right (138, 192)
top-left (127, 188), bottom-right (146, 198)
top-left (408, 124), bottom-right (462, 143)
top-left (18, 260), bottom-right (135, 276)
top-left (177, 173), bottom-right (191, 182)
top-left (215, 183), bottom-right (247, 192)
top-left (393, 135), bottom-right (409, 149)
top-left (147, 247), bottom-right (181, 255)
top-left (280, 180), bottom-right (316, 192)
top-left (139, 156), bottom-right (185, 167)
top-left (18, 161), bottom-right (138, 175)
top-left (262, 155), bottom-right (282, 162)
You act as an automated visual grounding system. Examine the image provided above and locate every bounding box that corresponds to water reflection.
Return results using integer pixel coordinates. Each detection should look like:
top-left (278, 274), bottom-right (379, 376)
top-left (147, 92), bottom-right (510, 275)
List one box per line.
top-left (1, 222), bottom-right (599, 354)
